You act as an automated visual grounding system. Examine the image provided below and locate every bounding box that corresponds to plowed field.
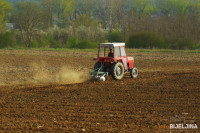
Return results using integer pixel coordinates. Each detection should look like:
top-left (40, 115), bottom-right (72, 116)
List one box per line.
top-left (0, 49), bottom-right (199, 132)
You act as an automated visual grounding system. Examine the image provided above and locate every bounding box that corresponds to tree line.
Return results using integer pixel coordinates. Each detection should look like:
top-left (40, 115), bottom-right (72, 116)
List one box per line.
top-left (0, 0), bottom-right (200, 49)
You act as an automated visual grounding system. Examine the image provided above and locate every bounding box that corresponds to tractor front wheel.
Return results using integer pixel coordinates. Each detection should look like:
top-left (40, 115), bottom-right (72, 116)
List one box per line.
top-left (130, 67), bottom-right (138, 78)
top-left (111, 62), bottom-right (124, 80)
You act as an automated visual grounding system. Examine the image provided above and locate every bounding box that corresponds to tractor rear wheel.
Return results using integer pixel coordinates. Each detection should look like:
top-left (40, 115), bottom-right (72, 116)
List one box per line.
top-left (111, 62), bottom-right (124, 80)
top-left (130, 67), bottom-right (138, 78)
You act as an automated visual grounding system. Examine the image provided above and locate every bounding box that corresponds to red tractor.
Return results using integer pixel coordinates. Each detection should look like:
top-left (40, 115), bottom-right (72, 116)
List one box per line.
top-left (90, 43), bottom-right (138, 81)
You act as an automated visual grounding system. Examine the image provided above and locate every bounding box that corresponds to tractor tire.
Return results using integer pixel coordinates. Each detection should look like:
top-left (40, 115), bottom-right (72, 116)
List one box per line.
top-left (94, 62), bottom-right (101, 69)
top-left (111, 62), bottom-right (124, 80)
top-left (130, 67), bottom-right (138, 78)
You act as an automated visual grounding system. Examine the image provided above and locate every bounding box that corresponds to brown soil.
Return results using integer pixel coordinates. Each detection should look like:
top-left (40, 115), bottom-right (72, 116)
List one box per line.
top-left (0, 49), bottom-right (199, 132)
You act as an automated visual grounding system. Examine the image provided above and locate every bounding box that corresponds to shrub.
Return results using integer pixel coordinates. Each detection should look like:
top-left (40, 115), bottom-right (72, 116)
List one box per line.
top-left (31, 34), bottom-right (59, 48)
top-left (32, 39), bottom-right (40, 48)
top-left (127, 32), bottom-right (166, 49)
top-left (49, 38), bottom-right (61, 48)
top-left (108, 31), bottom-right (124, 42)
top-left (169, 40), bottom-right (200, 50)
top-left (47, 26), bottom-right (70, 48)
top-left (78, 40), bottom-right (98, 49)
top-left (0, 32), bottom-right (17, 48)
top-left (66, 36), bottom-right (79, 48)
top-left (40, 35), bottom-right (52, 48)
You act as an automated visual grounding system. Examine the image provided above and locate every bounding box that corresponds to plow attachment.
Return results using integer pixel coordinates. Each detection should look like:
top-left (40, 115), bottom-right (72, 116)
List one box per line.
top-left (90, 63), bottom-right (108, 81)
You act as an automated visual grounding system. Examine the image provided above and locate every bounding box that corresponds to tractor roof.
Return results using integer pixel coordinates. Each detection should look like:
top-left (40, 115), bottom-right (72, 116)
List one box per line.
top-left (99, 43), bottom-right (125, 47)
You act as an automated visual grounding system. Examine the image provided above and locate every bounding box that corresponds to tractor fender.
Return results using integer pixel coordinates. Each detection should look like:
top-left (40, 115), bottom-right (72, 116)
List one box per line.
top-left (127, 57), bottom-right (134, 69)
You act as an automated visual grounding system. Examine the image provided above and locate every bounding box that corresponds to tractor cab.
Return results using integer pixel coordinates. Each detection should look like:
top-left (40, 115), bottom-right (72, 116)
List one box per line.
top-left (96, 43), bottom-right (129, 69)
top-left (98, 43), bottom-right (126, 59)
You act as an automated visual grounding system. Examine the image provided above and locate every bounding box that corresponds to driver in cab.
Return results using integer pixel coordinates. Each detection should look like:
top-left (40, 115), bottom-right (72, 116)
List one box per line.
top-left (108, 48), bottom-right (114, 57)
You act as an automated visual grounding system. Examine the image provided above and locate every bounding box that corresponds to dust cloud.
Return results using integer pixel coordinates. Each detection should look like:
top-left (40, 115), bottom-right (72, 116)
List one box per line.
top-left (31, 62), bottom-right (90, 85)
top-left (0, 62), bottom-right (90, 86)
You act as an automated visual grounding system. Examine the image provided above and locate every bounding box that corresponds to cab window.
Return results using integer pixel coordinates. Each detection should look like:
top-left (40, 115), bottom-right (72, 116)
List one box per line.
top-left (99, 47), bottom-right (104, 57)
top-left (120, 47), bottom-right (126, 57)
top-left (114, 47), bottom-right (120, 57)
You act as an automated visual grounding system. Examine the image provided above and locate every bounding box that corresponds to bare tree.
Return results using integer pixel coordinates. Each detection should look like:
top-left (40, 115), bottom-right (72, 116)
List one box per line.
top-left (14, 2), bottom-right (47, 48)
top-left (42, 0), bottom-right (56, 27)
